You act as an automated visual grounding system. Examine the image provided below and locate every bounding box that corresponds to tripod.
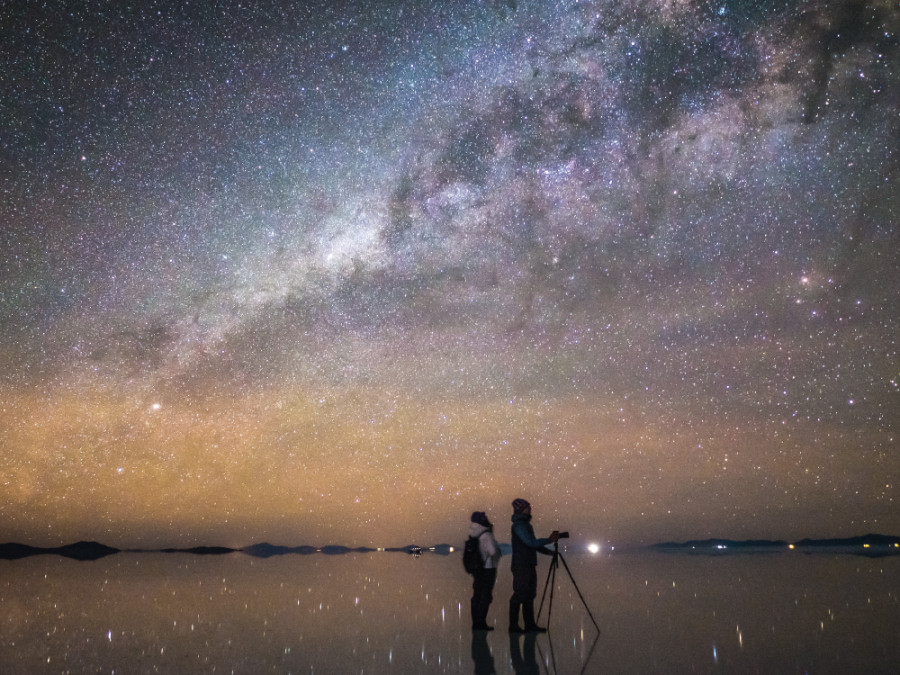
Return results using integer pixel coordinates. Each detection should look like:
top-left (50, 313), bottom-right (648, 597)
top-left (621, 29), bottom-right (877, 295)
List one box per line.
top-left (537, 542), bottom-right (600, 633)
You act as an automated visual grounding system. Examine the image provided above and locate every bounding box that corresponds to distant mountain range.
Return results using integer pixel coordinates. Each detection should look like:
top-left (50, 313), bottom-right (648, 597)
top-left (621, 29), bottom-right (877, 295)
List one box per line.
top-left (0, 541), bottom-right (457, 561)
top-left (2, 535), bottom-right (898, 561)
top-left (651, 533), bottom-right (900, 558)
top-left (0, 541), bottom-right (122, 561)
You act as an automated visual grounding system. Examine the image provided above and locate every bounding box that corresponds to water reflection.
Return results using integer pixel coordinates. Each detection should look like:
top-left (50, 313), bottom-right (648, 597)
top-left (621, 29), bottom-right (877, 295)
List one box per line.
top-left (471, 631), bottom-right (495, 674)
top-left (510, 632), bottom-right (540, 675)
top-left (1, 550), bottom-right (898, 673)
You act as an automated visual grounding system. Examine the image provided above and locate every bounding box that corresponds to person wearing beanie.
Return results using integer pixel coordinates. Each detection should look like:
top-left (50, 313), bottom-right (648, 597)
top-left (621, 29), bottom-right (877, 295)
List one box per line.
top-left (468, 511), bottom-right (502, 630)
top-left (509, 499), bottom-right (559, 633)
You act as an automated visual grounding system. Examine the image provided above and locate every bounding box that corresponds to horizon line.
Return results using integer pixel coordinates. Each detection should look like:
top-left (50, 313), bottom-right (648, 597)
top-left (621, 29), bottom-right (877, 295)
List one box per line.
top-left (3, 533), bottom-right (900, 561)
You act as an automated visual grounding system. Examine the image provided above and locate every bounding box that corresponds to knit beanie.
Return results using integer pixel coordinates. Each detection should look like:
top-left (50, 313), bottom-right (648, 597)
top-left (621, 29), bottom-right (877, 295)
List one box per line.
top-left (471, 511), bottom-right (491, 527)
top-left (512, 498), bottom-right (530, 513)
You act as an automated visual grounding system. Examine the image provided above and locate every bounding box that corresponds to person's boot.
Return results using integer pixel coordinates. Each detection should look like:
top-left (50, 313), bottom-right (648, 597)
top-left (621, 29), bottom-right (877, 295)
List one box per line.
top-left (522, 601), bottom-right (547, 633)
top-left (509, 600), bottom-right (524, 633)
top-left (472, 600), bottom-right (493, 630)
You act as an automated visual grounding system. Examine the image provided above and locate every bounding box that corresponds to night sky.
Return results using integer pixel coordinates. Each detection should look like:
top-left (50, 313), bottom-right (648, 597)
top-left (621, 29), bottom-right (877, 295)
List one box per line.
top-left (1, 0), bottom-right (897, 549)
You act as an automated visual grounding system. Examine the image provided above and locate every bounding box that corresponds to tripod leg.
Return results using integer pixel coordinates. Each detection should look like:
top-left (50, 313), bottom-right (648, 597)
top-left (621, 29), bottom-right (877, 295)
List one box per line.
top-left (536, 552), bottom-right (556, 621)
top-left (557, 552), bottom-right (601, 633)
top-left (578, 631), bottom-right (602, 675)
top-left (546, 557), bottom-right (557, 627)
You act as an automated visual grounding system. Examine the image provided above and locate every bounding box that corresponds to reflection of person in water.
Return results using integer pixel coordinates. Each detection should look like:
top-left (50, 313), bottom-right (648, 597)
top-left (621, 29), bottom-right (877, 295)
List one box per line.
top-left (471, 630), bottom-right (497, 675)
top-left (509, 631), bottom-right (540, 675)
top-left (469, 511), bottom-right (502, 630)
top-left (509, 498), bottom-right (559, 633)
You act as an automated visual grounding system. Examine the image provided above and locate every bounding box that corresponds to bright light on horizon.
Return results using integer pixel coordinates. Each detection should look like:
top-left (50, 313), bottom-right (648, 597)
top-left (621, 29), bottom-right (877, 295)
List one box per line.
top-left (587, 543), bottom-right (600, 554)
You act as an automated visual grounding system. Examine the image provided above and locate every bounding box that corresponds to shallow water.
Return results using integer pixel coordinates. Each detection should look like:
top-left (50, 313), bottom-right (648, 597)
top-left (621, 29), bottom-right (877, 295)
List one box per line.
top-left (1, 549), bottom-right (898, 674)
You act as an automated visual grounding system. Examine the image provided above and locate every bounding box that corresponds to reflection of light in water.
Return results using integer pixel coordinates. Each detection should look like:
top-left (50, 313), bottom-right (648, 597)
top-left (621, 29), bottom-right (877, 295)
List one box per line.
top-left (2, 552), bottom-right (895, 672)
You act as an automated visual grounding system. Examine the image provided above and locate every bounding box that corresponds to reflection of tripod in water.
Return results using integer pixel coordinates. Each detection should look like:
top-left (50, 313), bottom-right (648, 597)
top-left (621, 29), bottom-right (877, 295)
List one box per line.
top-left (537, 542), bottom-right (600, 634)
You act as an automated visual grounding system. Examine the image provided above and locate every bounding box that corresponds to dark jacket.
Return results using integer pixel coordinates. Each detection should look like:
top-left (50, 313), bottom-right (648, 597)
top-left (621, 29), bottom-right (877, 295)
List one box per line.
top-left (510, 512), bottom-right (552, 569)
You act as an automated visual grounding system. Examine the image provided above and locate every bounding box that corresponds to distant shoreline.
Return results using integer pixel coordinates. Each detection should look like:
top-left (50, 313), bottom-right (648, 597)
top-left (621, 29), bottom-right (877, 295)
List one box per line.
top-left (2, 534), bottom-right (899, 561)
top-left (650, 533), bottom-right (900, 558)
top-left (0, 541), bottom-right (440, 561)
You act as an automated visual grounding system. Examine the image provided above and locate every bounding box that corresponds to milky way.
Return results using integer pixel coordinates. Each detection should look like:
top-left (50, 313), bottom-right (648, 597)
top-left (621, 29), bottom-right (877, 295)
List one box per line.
top-left (1, 0), bottom-right (897, 548)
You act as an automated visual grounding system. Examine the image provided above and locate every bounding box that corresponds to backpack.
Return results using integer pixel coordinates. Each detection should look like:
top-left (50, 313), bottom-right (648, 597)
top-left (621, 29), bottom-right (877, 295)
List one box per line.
top-left (463, 534), bottom-right (484, 574)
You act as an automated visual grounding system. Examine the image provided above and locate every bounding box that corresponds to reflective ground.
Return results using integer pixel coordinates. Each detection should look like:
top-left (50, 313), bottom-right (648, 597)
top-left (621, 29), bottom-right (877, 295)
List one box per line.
top-left (1, 549), bottom-right (898, 673)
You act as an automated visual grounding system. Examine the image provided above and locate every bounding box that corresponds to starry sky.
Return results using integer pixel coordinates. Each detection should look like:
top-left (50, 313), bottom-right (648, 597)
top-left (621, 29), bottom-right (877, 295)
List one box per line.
top-left (1, 0), bottom-right (897, 549)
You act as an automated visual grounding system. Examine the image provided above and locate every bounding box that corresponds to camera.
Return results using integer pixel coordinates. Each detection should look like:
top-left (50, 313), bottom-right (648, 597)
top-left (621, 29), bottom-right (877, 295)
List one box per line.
top-left (557, 531), bottom-right (570, 539)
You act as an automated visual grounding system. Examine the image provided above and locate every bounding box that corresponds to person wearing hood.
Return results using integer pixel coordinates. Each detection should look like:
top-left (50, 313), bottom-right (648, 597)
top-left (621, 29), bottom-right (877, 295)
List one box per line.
top-left (509, 498), bottom-right (559, 633)
top-left (469, 511), bottom-right (502, 631)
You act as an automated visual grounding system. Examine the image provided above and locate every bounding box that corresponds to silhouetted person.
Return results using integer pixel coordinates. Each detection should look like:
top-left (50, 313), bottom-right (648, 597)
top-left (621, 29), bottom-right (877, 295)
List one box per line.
top-left (508, 498), bottom-right (559, 633)
top-left (469, 510), bottom-right (502, 630)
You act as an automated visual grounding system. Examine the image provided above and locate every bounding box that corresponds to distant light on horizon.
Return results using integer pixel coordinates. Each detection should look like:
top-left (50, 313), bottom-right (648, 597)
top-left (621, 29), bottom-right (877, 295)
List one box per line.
top-left (587, 543), bottom-right (601, 554)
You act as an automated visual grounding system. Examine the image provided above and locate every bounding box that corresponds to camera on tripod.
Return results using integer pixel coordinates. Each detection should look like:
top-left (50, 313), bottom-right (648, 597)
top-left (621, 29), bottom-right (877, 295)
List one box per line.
top-left (539, 531), bottom-right (600, 634)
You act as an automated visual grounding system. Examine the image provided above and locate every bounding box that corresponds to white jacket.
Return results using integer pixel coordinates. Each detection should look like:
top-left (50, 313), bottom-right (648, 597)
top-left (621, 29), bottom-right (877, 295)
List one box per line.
top-left (468, 522), bottom-right (502, 569)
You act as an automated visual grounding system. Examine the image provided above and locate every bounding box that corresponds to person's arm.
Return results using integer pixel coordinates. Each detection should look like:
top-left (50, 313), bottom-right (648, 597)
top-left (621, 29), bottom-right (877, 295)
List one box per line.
top-left (512, 521), bottom-right (552, 549)
top-left (485, 532), bottom-right (502, 565)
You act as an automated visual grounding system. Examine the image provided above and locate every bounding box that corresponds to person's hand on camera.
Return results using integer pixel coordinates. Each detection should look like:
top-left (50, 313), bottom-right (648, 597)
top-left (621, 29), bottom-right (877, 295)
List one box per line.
top-left (549, 531), bottom-right (560, 543)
